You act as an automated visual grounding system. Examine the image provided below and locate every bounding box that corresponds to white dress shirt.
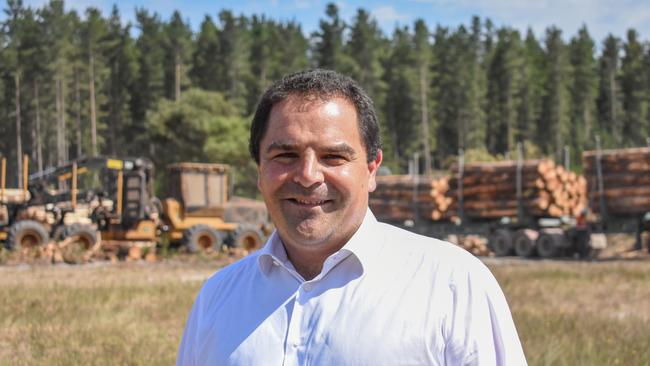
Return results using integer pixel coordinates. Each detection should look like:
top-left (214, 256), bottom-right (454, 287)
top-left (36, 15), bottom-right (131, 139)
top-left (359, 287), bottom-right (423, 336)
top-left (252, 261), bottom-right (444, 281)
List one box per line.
top-left (177, 210), bottom-right (527, 365)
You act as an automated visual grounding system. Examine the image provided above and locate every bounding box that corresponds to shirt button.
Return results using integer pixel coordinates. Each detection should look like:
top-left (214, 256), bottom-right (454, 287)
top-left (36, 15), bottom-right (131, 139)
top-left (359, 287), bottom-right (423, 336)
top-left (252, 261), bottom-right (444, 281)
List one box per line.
top-left (303, 283), bottom-right (313, 291)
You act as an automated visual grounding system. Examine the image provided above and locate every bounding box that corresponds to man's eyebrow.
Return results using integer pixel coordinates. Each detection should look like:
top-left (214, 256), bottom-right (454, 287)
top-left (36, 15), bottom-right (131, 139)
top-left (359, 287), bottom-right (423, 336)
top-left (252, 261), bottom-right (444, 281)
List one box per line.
top-left (266, 141), bottom-right (298, 153)
top-left (265, 141), bottom-right (357, 156)
top-left (322, 143), bottom-right (356, 156)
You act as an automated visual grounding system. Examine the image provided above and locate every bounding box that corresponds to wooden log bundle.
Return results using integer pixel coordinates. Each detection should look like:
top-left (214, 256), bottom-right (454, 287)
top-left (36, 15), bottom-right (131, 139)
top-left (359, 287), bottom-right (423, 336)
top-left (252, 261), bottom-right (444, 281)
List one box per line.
top-left (583, 147), bottom-right (650, 215)
top-left (370, 175), bottom-right (453, 222)
top-left (449, 159), bottom-right (588, 218)
top-left (371, 160), bottom-right (587, 222)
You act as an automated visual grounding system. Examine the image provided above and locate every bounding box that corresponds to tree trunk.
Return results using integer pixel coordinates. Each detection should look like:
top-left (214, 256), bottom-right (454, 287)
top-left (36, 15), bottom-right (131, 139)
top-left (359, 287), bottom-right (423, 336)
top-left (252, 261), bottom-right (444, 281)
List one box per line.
top-left (75, 70), bottom-right (82, 158)
top-left (33, 80), bottom-right (43, 173)
top-left (175, 56), bottom-right (182, 101)
top-left (15, 73), bottom-right (23, 187)
top-left (89, 52), bottom-right (98, 157)
top-left (56, 77), bottom-right (68, 167)
top-left (419, 64), bottom-right (431, 176)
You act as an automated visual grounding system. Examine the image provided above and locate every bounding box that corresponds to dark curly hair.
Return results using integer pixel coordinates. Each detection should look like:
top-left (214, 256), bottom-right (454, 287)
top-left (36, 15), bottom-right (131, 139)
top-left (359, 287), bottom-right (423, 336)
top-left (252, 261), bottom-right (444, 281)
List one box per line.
top-left (249, 69), bottom-right (382, 164)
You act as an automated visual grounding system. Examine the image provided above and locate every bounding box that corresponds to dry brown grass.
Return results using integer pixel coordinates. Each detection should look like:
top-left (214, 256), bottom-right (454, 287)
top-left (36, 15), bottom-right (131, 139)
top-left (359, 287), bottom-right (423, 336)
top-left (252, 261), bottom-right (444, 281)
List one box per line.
top-left (490, 259), bottom-right (650, 365)
top-left (0, 253), bottom-right (649, 365)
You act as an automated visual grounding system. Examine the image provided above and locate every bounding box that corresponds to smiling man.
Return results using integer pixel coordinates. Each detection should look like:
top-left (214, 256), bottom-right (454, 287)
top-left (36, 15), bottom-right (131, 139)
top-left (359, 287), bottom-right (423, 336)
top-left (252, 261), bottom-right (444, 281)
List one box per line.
top-left (177, 70), bottom-right (527, 365)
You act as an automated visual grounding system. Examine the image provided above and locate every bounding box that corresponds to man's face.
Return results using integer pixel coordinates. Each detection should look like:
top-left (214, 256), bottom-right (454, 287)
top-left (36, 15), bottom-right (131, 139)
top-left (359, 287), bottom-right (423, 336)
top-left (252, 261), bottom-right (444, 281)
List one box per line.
top-left (257, 95), bottom-right (382, 252)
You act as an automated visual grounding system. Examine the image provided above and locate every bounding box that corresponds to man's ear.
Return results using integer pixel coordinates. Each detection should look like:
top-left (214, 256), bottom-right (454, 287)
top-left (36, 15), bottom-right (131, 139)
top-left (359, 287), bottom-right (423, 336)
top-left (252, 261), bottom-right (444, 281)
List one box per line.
top-left (367, 149), bottom-right (383, 192)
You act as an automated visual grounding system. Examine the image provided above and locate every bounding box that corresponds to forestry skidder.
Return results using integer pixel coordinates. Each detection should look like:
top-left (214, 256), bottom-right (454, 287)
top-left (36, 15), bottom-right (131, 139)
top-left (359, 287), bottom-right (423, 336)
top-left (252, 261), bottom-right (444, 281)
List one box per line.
top-left (0, 155), bottom-right (51, 252)
top-left (28, 156), bottom-right (155, 261)
top-left (160, 162), bottom-right (267, 253)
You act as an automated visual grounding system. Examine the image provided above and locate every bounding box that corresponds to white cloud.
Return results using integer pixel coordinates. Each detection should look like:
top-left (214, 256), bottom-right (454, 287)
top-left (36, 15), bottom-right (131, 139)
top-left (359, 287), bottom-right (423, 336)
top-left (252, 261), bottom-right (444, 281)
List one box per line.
top-left (372, 5), bottom-right (409, 24)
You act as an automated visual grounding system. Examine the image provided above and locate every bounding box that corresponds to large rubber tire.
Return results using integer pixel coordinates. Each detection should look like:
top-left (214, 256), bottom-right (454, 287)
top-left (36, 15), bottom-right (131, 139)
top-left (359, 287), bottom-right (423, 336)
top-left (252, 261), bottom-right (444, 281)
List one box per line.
top-left (182, 225), bottom-right (223, 253)
top-left (5, 220), bottom-right (50, 251)
top-left (488, 229), bottom-right (514, 256)
top-left (59, 224), bottom-right (100, 264)
top-left (536, 232), bottom-right (564, 258)
top-left (513, 229), bottom-right (538, 258)
top-left (226, 224), bottom-right (265, 252)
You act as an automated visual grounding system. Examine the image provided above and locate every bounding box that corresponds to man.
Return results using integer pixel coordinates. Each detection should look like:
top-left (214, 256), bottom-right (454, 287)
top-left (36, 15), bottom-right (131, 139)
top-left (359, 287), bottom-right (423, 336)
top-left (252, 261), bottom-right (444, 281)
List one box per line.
top-left (177, 69), bottom-right (527, 365)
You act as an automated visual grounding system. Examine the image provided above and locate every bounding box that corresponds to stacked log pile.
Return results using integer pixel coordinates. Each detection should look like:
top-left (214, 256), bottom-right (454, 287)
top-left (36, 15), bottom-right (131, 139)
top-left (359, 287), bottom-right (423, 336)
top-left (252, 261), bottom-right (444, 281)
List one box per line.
top-left (583, 147), bottom-right (650, 215)
top-left (371, 159), bottom-right (587, 222)
top-left (369, 175), bottom-right (453, 222)
top-left (448, 159), bottom-right (588, 218)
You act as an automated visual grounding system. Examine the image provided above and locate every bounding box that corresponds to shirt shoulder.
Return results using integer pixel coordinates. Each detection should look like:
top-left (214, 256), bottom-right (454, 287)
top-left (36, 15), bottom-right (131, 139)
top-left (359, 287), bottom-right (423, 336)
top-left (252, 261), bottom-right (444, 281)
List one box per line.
top-left (199, 252), bottom-right (263, 301)
top-left (375, 221), bottom-right (486, 274)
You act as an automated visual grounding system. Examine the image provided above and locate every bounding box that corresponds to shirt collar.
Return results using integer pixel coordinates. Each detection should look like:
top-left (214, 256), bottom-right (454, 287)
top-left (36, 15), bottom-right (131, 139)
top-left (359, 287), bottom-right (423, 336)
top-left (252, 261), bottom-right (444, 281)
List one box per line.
top-left (257, 231), bottom-right (290, 275)
top-left (257, 208), bottom-right (382, 277)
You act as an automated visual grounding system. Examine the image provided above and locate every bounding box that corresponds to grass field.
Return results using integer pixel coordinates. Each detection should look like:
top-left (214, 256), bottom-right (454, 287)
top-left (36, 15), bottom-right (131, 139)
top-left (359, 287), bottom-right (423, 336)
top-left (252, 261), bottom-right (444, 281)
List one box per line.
top-left (1, 255), bottom-right (649, 365)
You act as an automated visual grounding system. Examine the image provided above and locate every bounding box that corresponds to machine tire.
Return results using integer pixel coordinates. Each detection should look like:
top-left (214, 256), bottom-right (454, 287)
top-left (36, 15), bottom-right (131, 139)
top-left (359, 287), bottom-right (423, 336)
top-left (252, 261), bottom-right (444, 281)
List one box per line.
top-left (226, 224), bottom-right (264, 252)
top-left (513, 229), bottom-right (538, 258)
top-left (182, 225), bottom-right (223, 253)
top-left (488, 229), bottom-right (514, 256)
top-left (59, 224), bottom-right (100, 264)
top-left (5, 220), bottom-right (49, 251)
top-left (536, 232), bottom-right (564, 258)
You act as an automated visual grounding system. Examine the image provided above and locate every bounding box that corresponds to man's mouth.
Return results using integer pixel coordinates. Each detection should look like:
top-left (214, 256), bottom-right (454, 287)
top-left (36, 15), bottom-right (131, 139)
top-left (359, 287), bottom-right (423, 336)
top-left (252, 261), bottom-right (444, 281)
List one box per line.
top-left (287, 198), bottom-right (332, 207)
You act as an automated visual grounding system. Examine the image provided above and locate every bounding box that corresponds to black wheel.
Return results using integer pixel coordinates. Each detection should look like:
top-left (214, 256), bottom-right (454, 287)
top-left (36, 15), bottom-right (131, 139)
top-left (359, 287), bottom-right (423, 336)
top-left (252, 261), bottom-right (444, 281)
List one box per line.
top-left (513, 229), bottom-right (538, 258)
top-left (5, 220), bottom-right (50, 251)
top-left (536, 232), bottom-right (564, 258)
top-left (59, 224), bottom-right (100, 264)
top-left (182, 225), bottom-right (223, 253)
top-left (488, 229), bottom-right (514, 256)
top-left (226, 224), bottom-right (265, 252)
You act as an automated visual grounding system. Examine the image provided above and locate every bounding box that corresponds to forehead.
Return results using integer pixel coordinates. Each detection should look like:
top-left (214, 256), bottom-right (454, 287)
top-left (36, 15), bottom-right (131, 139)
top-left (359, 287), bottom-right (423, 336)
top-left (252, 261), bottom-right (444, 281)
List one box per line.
top-left (264, 95), bottom-right (362, 142)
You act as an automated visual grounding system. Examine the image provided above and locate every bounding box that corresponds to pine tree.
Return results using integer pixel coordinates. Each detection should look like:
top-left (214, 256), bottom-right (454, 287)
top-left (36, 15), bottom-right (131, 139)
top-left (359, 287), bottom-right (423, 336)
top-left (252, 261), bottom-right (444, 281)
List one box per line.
top-left (191, 15), bottom-right (220, 91)
top-left (620, 29), bottom-right (647, 146)
top-left (311, 3), bottom-right (346, 70)
top-left (246, 15), bottom-right (273, 113)
top-left (164, 10), bottom-right (193, 101)
top-left (2, 0), bottom-right (24, 185)
top-left (382, 26), bottom-right (418, 172)
top-left (485, 28), bottom-right (523, 155)
top-left (105, 5), bottom-right (137, 156)
top-left (216, 10), bottom-right (250, 111)
top-left (413, 19), bottom-right (432, 174)
top-left (270, 21), bottom-right (309, 79)
top-left (131, 8), bottom-right (165, 156)
top-left (568, 25), bottom-right (597, 158)
top-left (431, 26), bottom-right (456, 161)
top-left (346, 9), bottom-right (385, 97)
top-left (596, 34), bottom-right (622, 146)
top-left (80, 7), bottom-right (110, 157)
top-left (539, 27), bottom-right (570, 158)
top-left (517, 29), bottom-right (545, 148)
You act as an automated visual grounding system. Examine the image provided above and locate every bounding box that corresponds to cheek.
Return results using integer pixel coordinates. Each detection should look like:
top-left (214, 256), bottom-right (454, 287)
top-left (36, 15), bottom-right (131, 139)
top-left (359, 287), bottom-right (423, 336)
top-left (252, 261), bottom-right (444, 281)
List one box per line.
top-left (259, 165), bottom-right (291, 191)
top-left (327, 166), bottom-right (369, 193)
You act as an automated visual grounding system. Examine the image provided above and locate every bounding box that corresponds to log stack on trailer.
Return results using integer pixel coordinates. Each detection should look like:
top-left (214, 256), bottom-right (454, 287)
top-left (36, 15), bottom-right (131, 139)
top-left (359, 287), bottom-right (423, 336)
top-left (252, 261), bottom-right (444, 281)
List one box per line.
top-left (583, 147), bottom-right (650, 216)
top-left (370, 158), bottom-right (593, 258)
top-left (450, 159), bottom-right (588, 219)
top-left (369, 175), bottom-right (453, 222)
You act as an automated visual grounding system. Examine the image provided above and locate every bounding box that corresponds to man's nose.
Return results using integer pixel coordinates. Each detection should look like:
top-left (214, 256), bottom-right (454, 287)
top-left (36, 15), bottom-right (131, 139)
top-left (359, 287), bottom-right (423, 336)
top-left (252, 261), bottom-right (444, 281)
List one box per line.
top-left (293, 154), bottom-right (324, 187)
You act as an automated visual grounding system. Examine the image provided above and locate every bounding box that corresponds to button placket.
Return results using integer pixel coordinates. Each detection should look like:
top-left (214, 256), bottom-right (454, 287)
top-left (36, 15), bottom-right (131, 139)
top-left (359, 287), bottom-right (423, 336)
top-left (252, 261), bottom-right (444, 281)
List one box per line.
top-left (283, 288), bottom-right (305, 366)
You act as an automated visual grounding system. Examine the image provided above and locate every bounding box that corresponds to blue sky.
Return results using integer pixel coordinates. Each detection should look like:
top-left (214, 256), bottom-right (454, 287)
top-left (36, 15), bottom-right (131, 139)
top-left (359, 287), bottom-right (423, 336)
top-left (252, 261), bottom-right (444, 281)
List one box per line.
top-left (16, 0), bottom-right (650, 46)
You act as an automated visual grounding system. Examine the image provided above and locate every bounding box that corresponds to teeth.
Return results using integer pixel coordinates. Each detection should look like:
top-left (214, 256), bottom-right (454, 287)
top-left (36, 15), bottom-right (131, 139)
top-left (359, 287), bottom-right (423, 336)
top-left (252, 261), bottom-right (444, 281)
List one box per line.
top-left (296, 199), bottom-right (326, 205)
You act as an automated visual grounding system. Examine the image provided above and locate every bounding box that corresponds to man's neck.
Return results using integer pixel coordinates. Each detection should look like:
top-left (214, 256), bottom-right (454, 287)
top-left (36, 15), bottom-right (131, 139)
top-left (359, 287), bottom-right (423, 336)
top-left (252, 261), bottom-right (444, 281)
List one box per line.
top-left (283, 244), bottom-right (336, 281)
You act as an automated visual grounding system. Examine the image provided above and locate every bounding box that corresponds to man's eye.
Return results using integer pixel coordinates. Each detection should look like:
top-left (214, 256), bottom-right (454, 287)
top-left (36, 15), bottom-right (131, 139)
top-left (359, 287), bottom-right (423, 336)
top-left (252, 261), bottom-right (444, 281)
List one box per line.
top-left (273, 153), bottom-right (298, 161)
top-left (322, 155), bottom-right (348, 165)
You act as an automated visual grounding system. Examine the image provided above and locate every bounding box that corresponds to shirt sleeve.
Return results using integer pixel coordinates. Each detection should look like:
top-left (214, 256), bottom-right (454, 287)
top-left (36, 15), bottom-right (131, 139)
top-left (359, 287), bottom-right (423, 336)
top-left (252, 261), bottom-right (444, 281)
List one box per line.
top-left (176, 290), bottom-right (204, 366)
top-left (444, 258), bottom-right (528, 366)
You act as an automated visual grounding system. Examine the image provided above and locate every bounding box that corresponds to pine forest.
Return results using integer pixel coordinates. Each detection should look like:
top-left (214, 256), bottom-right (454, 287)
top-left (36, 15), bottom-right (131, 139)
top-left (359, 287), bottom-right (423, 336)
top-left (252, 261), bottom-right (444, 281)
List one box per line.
top-left (1, 0), bottom-right (649, 196)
